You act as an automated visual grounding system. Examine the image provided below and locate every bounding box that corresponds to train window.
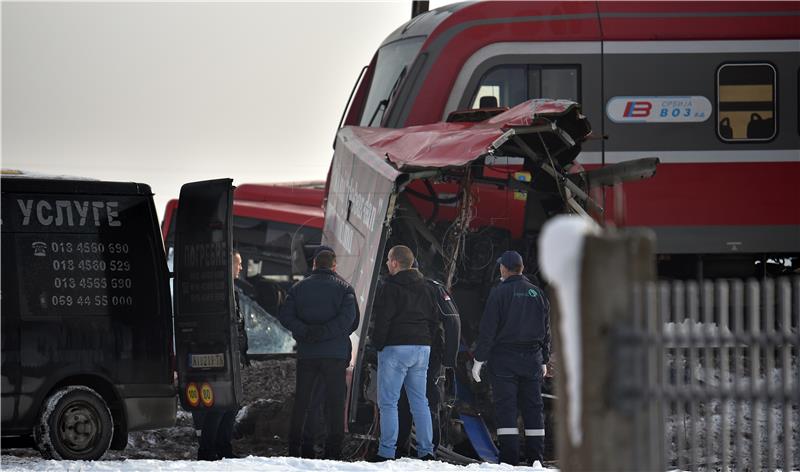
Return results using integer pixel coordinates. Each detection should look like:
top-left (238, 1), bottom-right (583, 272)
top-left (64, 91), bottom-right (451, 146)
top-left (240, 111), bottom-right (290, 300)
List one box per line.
top-left (360, 36), bottom-right (426, 127)
top-left (471, 64), bottom-right (580, 109)
top-left (717, 63), bottom-right (776, 141)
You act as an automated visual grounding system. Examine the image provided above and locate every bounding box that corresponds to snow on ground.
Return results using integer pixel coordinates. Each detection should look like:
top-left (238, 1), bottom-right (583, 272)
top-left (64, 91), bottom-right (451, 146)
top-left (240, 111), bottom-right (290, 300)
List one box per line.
top-left (0, 456), bottom-right (552, 472)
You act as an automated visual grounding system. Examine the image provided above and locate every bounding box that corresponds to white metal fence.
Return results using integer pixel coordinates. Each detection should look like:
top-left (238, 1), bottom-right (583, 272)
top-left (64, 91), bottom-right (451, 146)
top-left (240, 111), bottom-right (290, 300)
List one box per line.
top-left (617, 277), bottom-right (799, 471)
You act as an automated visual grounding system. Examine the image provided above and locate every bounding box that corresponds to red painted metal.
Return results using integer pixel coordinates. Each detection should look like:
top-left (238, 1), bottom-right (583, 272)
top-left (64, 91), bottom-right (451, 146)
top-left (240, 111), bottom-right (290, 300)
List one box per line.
top-left (351, 100), bottom-right (584, 169)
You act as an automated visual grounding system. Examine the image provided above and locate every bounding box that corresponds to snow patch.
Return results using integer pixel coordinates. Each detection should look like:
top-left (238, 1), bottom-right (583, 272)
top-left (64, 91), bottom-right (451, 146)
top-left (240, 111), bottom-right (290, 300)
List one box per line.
top-left (538, 215), bottom-right (600, 448)
top-left (663, 320), bottom-right (736, 347)
top-left (0, 455), bottom-right (556, 471)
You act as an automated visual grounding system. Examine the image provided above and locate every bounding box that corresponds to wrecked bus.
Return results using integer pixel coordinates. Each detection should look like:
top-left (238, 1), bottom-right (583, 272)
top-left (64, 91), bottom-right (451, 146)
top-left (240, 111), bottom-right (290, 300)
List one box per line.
top-left (325, 99), bottom-right (599, 461)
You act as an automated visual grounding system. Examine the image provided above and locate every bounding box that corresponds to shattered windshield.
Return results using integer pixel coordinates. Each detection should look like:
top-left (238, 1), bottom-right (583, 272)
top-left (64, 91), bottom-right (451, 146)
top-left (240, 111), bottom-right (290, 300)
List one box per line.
top-left (359, 36), bottom-right (425, 127)
top-left (238, 290), bottom-right (295, 354)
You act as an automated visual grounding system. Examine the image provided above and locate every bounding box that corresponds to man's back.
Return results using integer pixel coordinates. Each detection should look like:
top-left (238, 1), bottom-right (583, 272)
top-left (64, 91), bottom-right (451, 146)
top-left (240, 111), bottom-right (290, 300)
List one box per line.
top-left (371, 268), bottom-right (437, 350)
top-left (476, 274), bottom-right (550, 360)
top-left (281, 268), bottom-right (356, 360)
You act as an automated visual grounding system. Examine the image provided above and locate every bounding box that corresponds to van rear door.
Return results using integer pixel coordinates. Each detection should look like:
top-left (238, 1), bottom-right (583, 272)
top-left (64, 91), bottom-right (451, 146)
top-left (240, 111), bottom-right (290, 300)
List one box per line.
top-left (173, 179), bottom-right (242, 412)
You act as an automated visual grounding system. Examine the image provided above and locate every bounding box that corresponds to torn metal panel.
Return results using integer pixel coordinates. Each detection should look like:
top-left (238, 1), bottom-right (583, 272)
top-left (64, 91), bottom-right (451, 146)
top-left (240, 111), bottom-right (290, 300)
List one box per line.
top-left (348, 99), bottom-right (590, 170)
top-left (322, 127), bottom-right (403, 422)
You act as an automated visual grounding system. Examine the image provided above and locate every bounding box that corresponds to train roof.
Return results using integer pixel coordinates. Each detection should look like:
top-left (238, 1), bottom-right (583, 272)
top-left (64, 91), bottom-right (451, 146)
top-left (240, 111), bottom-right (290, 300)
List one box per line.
top-left (381, 1), bottom-right (800, 49)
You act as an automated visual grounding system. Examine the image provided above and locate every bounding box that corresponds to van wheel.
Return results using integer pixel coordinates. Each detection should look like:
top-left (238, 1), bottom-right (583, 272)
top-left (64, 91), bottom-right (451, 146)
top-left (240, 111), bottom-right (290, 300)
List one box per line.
top-left (34, 386), bottom-right (113, 460)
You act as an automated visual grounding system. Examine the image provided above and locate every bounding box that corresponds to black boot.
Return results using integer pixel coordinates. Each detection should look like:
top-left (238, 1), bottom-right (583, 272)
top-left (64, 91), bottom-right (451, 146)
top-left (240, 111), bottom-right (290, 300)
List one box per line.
top-left (498, 435), bottom-right (520, 465)
top-left (288, 443), bottom-right (302, 458)
top-left (197, 449), bottom-right (219, 461)
top-left (323, 439), bottom-right (342, 460)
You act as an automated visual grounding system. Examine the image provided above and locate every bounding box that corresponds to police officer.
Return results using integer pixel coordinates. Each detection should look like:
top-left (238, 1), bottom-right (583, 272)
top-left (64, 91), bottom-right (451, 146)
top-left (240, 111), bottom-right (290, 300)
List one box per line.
top-left (472, 250), bottom-right (550, 466)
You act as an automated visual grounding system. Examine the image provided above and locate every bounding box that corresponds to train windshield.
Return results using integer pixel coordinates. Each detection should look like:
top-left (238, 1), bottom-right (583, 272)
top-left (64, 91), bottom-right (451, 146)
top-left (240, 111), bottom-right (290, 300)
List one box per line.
top-left (360, 36), bottom-right (425, 127)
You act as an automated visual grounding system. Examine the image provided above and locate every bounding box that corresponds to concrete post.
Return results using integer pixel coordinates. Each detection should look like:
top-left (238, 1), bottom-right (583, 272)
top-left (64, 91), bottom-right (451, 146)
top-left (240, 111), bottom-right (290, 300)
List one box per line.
top-left (554, 230), bottom-right (656, 471)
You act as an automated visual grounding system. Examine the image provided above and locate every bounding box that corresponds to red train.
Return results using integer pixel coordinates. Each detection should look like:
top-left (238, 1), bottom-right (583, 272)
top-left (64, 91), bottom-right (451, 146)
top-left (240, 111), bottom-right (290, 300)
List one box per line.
top-left (336, 0), bottom-right (799, 278)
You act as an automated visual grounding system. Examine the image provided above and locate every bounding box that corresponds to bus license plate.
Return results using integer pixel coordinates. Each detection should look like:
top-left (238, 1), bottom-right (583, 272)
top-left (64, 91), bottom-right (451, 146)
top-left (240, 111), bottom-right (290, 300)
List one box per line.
top-left (190, 353), bottom-right (225, 369)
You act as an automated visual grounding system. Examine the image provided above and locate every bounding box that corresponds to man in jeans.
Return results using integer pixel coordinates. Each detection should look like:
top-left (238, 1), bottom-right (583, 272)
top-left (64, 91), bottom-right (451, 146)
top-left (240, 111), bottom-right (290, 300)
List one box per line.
top-left (278, 246), bottom-right (357, 460)
top-left (370, 245), bottom-right (437, 461)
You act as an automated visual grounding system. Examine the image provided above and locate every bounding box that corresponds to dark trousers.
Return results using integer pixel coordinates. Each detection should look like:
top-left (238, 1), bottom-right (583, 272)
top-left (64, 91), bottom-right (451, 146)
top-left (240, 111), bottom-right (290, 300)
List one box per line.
top-left (289, 357), bottom-right (348, 459)
top-left (301, 380), bottom-right (327, 458)
top-left (489, 348), bottom-right (544, 465)
top-left (197, 409), bottom-right (237, 460)
top-left (397, 352), bottom-right (442, 457)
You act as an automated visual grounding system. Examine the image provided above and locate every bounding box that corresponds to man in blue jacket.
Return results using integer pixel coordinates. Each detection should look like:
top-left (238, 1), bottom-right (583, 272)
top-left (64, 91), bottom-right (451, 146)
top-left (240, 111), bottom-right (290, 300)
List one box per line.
top-left (472, 250), bottom-right (550, 466)
top-left (278, 246), bottom-right (357, 460)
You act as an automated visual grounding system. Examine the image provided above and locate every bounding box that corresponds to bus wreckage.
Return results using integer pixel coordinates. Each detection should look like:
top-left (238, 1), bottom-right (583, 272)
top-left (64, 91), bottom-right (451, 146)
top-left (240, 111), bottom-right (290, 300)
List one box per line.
top-left (323, 98), bottom-right (658, 461)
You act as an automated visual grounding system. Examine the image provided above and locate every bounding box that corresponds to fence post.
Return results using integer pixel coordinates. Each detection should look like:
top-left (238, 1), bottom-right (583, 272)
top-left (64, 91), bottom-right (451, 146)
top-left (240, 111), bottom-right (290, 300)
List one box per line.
top-left (555, 229), bottom-right (656, 471)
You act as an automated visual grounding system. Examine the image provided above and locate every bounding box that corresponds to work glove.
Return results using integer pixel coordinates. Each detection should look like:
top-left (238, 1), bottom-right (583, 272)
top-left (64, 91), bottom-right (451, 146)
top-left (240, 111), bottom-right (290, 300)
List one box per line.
top-left (471, 360), bottom-right (485, 382)
top-left (305, 325), bottom-right (324, 343)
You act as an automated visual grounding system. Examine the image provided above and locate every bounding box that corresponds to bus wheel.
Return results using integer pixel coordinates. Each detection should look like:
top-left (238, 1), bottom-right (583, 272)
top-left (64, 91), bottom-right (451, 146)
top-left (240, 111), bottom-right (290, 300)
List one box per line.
top-left (34, 386), bottom-right (113, 460)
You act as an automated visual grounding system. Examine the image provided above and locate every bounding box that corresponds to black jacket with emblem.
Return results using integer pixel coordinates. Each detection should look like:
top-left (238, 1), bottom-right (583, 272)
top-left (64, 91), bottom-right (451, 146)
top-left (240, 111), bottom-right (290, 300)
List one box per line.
top-left (474, 274), bottom-right (550, 363)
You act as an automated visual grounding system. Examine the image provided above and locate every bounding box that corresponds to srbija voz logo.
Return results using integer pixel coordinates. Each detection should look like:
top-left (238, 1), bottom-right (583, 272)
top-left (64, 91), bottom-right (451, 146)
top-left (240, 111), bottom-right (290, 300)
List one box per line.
top-left (623, 101), bottom-right (652, 118)
top-left (607, 96), bottom-right (711, 123)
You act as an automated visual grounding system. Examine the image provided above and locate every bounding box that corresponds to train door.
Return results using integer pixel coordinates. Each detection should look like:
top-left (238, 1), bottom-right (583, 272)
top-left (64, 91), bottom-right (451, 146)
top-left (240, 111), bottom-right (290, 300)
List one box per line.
top-left (172, 179), bottom-right (242, 413)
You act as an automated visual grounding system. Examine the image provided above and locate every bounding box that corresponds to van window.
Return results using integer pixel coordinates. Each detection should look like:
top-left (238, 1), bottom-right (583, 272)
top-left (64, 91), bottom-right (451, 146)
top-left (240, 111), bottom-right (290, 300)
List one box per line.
top-left (717, 63), bottom-right (777, 141)
top-left (471, 65), bottom-right (580, 109)
top-left (5, 194), bottom-right (159, 318)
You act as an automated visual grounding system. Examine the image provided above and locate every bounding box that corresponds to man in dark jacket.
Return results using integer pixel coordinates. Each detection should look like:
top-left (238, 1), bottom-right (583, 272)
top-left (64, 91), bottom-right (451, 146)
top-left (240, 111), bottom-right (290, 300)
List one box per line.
top-left (277, 246), bottom-right (357, 460)
top-left (197, 250), bottom-right (249, 461)
top-left (472, 250), bottom-right (550, 466)
top-left (370, 245), bottom-right (437, 461)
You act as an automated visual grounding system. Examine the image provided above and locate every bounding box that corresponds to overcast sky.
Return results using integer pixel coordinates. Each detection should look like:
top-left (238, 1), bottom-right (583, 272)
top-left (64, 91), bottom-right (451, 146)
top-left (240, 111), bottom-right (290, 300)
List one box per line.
top-left (2, 1), bottom-right (445, 220)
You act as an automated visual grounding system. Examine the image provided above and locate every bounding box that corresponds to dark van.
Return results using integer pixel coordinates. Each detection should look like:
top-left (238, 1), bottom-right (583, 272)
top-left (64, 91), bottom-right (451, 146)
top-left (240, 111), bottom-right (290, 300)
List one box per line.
top-left (1, 174), bottom-right (176, 460)
top-left (2, 175), bottom-right (243, 461)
